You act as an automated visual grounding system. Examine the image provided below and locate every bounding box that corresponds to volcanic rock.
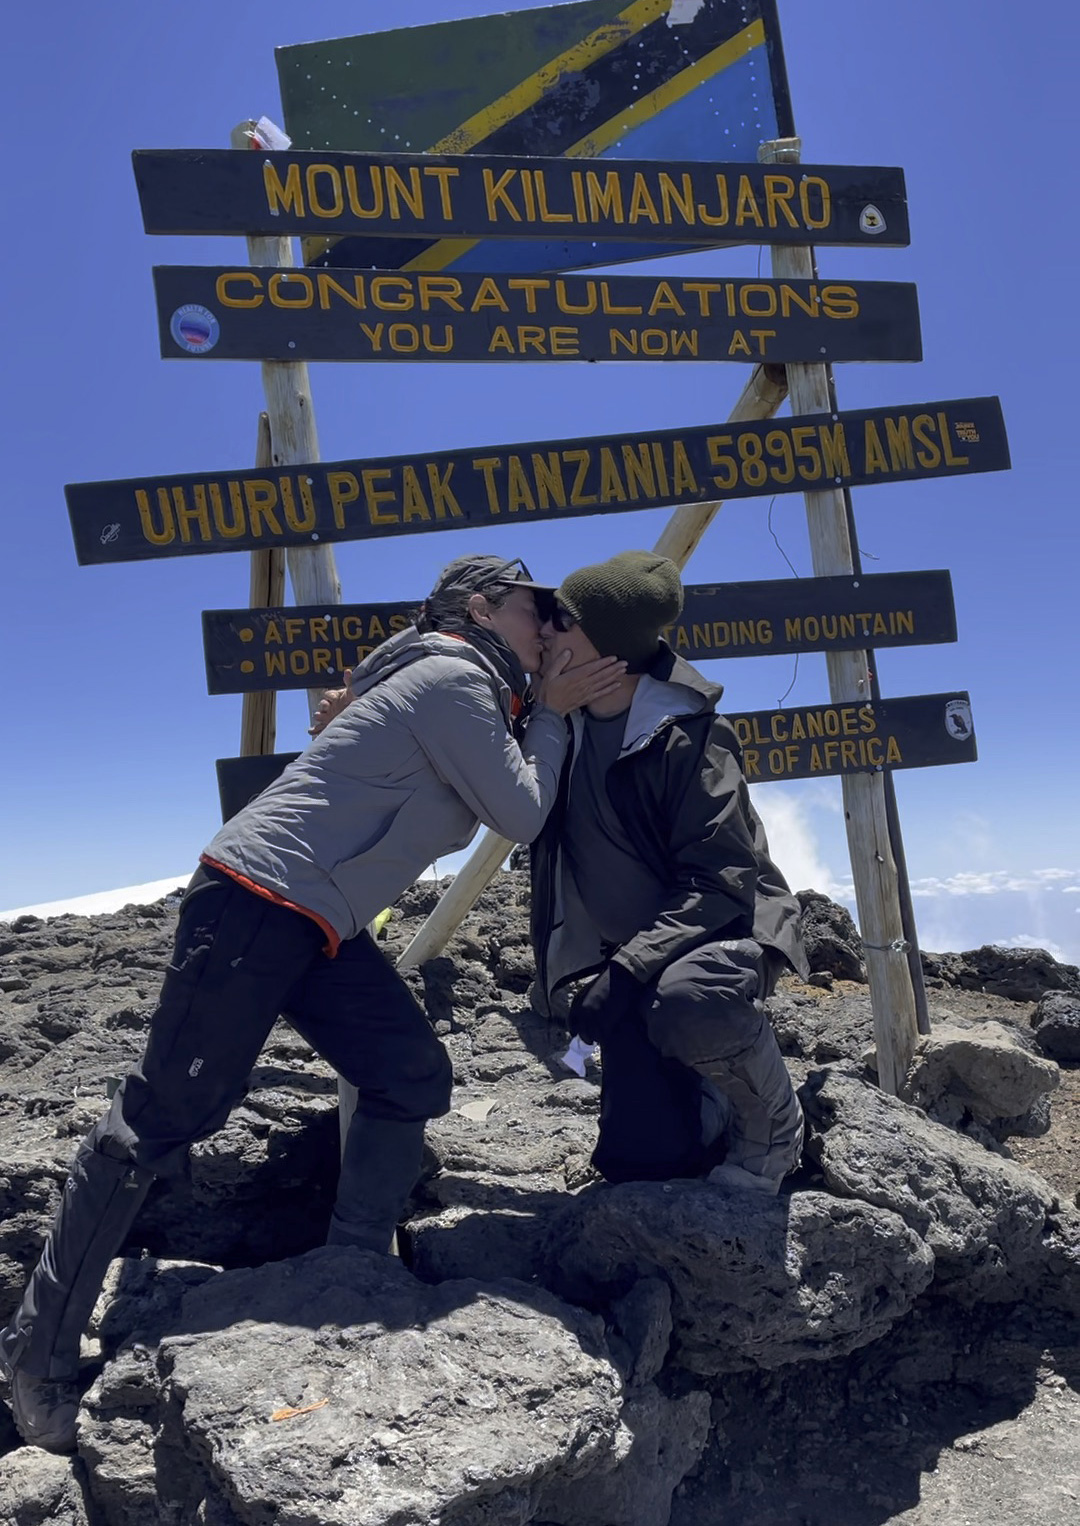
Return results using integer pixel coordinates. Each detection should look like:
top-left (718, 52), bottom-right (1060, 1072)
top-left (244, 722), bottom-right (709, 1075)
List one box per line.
top-left (541, 1180), bottom-right (934, 1375)
top-left (1030, 991), bottom-right (1080, 1061)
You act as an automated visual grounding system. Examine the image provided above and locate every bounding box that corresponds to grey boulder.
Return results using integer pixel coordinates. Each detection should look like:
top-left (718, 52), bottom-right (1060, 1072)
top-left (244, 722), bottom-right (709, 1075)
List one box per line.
top-left (900, 1020), bottom-right (1059, 1141)
top-left (541, 1181), bottom-right (933, 1376)
top-left (78, 1246), bottom-right (623, 1526)
top-left (535, 1383), bottom-right (711, 1526)
top-left (803, 1067), bottom-right (1058, 1303)
top-left (1030, 992), bottom-right (1080, 1061)
top-left (0, 1447), bottom-right (92, 1526)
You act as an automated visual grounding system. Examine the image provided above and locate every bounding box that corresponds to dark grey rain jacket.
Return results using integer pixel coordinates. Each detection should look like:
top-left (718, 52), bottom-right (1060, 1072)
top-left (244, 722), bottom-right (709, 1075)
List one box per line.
top-left (530, 643), bottom-right (808, 1008)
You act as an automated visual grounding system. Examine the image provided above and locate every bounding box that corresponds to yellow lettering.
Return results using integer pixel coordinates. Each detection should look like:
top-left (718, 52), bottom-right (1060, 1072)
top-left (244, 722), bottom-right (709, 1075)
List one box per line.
top-left (658, 172), bottom-right (695, 225)
top-left (343, 164), bottom-right (384, 218)
top-left (135, 487), bottom-right (175, 545)
top-left (734, 175), bottom-right (764, 227)
top-left (912, 413), bottom-right (942, 469)
top-left (305, 164), bottom-right (343, 218)
top-left (269, 272), bottom-right (313, 308)
top-left (799, 176), bottom-right (832, 229)
top-left (361, 468), bottom-right (398, 525)
top-left (216, 271), bottom-right (262, 308)
top-left (385, 165), bottom-right (423, 220)
top-left (471, 276), bottom-right (509, 313)
top-left (628, 173), bottom-right (661, 224)
top-left (417, 275), bottom-right (464, 312)
top-left (426, 462), bottom-right (462, 519)
top-left (507, 456), bottom-right (537, 512)
top-left (370, 276), bottom-right (414, 312)
top-left (763, 173), bottom-right (798, 228)
top-left (401, 464), bottom-right (431, 521)
top-left (533, 169), bottom-right (573, 222)
top-left (648, 281), bottom-right (685, 317)
top-left (263, 161), bottom-right (303, 217)
top-left (242, 480), bottom-right (282, 538)
top-left (483, 167), bottom-right (521, 223)
top-left (863, 421), bottom-right (889, 474)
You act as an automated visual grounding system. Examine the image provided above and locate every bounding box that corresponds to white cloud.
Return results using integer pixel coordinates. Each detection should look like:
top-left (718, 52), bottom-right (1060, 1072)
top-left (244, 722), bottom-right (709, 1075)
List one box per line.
top-left (751, 790), bottom-right (844, 898)
top-left (0, 876), bottom-right (190, 923)
top-left (993, 933), bottom-right (1068, 960)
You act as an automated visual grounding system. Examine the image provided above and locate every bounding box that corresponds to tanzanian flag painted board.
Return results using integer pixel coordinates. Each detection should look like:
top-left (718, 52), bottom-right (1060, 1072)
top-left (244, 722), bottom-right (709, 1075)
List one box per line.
top-left (133, 149), bottom-right (909, 247)
top-left (275, 0), bottom-right (798, 274)
top-left (153, 265), bottom-right (920, 364)
top-left (67, 397), bottom-right (1007, 566)
top-left (214, 689), bottom-right (976, 817)
top-left (201, 572), bottom-right (956, 695)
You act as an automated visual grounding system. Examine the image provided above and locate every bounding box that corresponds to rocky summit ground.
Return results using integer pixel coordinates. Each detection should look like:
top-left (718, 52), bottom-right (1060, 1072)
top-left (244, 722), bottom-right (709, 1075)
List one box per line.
top-left (0, 875), bottom-right (1077, 1526)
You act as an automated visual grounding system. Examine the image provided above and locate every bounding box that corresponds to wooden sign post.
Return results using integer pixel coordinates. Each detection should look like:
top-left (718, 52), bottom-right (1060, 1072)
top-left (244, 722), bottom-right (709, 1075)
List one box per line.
top-left (759, 135), bottom-right (919, 1093)
top-left (231, 120), bottom-right (342, 726)
top-left (238, 411), bottom-right (285, 755)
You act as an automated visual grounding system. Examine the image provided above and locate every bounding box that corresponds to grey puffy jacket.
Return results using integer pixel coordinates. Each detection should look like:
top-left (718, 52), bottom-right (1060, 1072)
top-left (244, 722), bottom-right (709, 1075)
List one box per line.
top-left (204, 628), bottom-right (567, 944)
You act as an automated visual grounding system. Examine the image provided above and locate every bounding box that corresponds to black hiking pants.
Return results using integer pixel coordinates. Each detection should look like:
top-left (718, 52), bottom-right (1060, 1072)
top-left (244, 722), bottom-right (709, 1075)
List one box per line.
top-left (1, 866), bottom-right (451, 1380)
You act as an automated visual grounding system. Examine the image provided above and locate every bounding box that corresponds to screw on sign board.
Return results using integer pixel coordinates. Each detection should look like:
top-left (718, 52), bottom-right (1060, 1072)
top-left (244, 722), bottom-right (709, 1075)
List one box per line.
top-left (201, 571), bottom-right (956, 694)
top-left (275, 0), bottom-right (799, 275)
top-left (66, 398), bottom-right (1008, 565)
top-left (153, 266), bottom-right (921, 364)
top-left (215, 690), bottom-right (976, 820)
top-left (132, 148), bottom-right (910, 247)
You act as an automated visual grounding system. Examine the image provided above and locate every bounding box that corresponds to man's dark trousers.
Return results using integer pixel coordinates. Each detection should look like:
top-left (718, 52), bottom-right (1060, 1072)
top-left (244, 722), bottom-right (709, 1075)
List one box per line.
top-left (590, 939), bottom-right (802, 1187)
top-left (1, 866), bottom-right (452, 1382)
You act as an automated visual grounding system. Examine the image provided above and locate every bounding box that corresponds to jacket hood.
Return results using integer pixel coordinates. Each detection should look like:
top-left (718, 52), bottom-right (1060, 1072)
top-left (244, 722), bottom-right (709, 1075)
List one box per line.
top-left (642, 641), bottom-right (725, 707)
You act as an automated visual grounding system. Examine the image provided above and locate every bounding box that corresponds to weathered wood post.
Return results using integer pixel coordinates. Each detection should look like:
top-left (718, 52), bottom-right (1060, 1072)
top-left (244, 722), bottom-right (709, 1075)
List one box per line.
top-left (759, 135), bottom-right (920, 1094)
top-left (395, 362), bottom-right (789, 973)
top-left (239, 412), bottom-right (286, 755)
top-left (232, 121), bottom-right (342, 725)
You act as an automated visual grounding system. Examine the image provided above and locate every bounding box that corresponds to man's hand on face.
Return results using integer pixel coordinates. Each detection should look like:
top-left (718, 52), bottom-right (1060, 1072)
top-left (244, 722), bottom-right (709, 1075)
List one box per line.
top-left (568, 962), bottom-right (641, 1045)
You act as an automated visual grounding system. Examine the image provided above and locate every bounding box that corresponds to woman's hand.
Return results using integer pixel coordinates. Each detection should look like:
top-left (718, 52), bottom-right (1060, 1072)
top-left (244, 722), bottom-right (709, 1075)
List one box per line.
top-left (308, 670), bottom-right (355, 737)
top-left (537, 649), bottom-right (626, 716)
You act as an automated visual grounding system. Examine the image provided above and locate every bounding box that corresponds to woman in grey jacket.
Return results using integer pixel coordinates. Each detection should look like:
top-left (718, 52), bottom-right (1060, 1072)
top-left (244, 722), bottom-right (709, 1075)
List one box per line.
top-left (1, 554), bottom-right (624, 1454)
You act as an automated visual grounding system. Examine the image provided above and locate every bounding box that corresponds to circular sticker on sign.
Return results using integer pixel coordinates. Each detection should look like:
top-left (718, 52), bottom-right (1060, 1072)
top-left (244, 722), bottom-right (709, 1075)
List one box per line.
top-left (170, 304), bottom-right (220, 354)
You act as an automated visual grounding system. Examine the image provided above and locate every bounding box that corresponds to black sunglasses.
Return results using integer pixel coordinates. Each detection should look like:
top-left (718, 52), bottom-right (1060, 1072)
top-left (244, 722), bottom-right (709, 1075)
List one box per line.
top-left (534, 591), bottom-right (576, 631)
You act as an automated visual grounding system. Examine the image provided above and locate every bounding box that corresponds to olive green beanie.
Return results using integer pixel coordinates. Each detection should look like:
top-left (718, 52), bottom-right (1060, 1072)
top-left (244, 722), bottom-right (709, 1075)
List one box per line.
top-left (557, 550), bottom-right (684, 667)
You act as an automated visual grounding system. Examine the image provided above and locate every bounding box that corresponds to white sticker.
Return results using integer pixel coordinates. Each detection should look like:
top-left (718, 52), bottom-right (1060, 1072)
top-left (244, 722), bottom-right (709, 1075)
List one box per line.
top-left (944, 699), bottom-right (973, 740)
top-left (860, 204), bottom-right (887, 235)
top-left (667, 0), bottom-right (705, 25)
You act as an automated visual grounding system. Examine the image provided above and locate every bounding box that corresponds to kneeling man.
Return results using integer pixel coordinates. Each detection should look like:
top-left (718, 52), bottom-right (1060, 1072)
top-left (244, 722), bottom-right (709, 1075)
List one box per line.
top-left (531, 551), bottom-right (809, 1192)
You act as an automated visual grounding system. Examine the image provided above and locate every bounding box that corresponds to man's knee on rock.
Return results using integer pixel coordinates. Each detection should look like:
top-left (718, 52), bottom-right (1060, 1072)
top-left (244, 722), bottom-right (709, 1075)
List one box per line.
top-left (645, 984), bottom-right (766, 1070)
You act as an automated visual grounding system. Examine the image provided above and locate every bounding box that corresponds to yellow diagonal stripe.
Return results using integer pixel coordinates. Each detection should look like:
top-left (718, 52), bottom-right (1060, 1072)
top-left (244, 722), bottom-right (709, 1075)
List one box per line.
top-left (402, 17), bottom-right (766, 273)
top-left (430, 0), bottom-right (672, 155)
top-left (565, 17), bottom-right (765, 157)
top-left (306, 0), bottom-right (665, 266)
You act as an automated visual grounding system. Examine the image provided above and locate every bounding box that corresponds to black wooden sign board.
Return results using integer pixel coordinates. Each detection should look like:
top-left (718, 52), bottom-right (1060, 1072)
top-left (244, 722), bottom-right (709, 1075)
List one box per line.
top-left (68, 396), bottom-right (1005, 567)
top-left (153, 266), bottom-right (922, 365)
top-left (203, 601), bottom-right (416, 693)
top-left (133, 149), bottom-right (910, 248)
top-left (215, 689), bottom-right (976, 818)
top-left (203, 572), bottom-right (955, 694)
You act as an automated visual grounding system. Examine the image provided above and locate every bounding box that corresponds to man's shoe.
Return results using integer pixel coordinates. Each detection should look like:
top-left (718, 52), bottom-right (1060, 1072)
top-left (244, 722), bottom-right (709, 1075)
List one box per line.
top-left (707, 1160), bottom-right (783, 1197)
top-left (4, 1365), bottom-right (80, 1453)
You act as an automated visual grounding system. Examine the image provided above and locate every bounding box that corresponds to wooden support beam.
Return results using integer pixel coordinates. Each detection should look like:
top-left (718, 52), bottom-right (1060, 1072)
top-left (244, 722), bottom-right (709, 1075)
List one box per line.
top-left (239, 412), bottom-right (286, 756)
top-left (759, 136), bottom-right (919, 1095)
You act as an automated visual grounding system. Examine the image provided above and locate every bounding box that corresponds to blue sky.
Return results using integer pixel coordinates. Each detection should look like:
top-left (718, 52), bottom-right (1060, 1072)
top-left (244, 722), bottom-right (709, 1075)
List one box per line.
top-left (3, 1), bottom-right (1078, 960)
